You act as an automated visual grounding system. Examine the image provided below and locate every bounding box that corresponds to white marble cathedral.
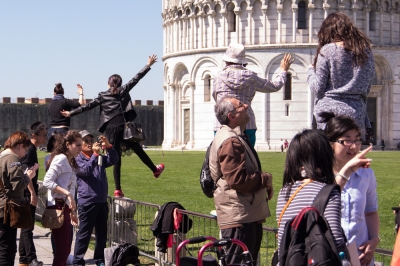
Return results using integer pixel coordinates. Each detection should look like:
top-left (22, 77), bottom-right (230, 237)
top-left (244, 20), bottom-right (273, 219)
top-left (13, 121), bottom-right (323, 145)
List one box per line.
top-left (161, 0), bottom-right (400, 150)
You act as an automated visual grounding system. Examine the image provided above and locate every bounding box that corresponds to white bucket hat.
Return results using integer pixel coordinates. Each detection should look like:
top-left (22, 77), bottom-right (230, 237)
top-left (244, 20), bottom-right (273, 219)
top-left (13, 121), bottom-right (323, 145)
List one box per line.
top-left (222, 43), bottom-right (247, 64)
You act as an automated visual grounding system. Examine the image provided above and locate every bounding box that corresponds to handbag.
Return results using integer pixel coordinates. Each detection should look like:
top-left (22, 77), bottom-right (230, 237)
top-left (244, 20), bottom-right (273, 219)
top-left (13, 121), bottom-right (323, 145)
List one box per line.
top-left (119, 98), bottom-right (146, 143)
top-left (41, 201), bottom-right (65, 229)
top-left (41, 174), bottom-right (73, 229)
top-left (0, 177), bottom-right (33, 229)
top-left (123, 121), bottom-right (146, 143)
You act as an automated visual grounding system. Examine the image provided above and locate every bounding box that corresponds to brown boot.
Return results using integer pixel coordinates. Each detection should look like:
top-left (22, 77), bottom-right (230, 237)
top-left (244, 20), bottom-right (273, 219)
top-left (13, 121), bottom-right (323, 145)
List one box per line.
top-left (19, 264), bottom-right (29, 266)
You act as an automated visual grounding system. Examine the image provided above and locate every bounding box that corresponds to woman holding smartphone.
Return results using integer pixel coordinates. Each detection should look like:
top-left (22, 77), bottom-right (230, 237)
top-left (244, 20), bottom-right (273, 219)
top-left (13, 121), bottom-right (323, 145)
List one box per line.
top-left (43, 130), bottom-right (81, 266)
top-left (0, 131), bottom-right (37, 266)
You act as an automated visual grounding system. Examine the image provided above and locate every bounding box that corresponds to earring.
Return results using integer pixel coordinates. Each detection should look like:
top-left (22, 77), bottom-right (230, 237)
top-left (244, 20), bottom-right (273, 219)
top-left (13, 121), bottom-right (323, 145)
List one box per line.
top-left (301, 167), bottom-right (307, 178)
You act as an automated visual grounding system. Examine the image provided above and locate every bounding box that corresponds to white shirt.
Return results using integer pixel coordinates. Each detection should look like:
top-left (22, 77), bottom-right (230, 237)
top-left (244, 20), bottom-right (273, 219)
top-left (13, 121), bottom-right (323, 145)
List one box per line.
top-left (43, 154), bottom-right (76, 206)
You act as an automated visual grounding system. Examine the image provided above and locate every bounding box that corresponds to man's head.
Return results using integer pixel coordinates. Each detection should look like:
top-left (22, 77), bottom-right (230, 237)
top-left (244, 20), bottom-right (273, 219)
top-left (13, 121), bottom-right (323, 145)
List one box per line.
top-left (30, 122), bottom-right (47, 147)
top-left (79, 130), bottom-right (95, 155)
top-left (215, 96), bottom-right (249, 130)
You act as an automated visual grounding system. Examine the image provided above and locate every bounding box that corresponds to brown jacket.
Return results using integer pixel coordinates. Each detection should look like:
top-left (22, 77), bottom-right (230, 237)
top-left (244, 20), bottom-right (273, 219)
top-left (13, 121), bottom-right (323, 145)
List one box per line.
top-left (0, 150), bottom-right (30, 218)
top-left (209, 125), bottom-right (271, 228)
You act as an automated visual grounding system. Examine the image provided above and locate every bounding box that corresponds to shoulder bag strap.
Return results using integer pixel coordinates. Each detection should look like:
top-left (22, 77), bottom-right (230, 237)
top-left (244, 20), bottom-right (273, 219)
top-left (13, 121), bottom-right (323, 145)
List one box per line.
top-left (277, 179), bottom-right (313, 227)
top-left (311, 183), bottom-right (340, 215)
top-left (117, 95), bottom-right (128, 123)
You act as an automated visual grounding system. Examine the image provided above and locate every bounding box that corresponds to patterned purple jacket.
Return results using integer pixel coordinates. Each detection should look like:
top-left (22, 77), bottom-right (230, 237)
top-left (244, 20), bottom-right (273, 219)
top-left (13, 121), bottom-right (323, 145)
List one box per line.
top-left (213, 65), bottom-right (286, 131)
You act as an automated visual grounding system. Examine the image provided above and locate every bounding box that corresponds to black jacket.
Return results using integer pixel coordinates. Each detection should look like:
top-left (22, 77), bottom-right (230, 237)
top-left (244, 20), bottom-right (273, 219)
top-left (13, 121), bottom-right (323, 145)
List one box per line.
top-left (69, 65), bottom-right (151, 133)
top-left (150, 202), bottom-right (192, 253)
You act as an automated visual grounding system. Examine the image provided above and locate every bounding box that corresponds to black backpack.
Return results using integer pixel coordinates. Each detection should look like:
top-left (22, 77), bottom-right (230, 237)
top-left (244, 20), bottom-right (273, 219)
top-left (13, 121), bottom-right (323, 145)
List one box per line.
top-left (111, 243), bottom-right (140, 266)
top-left (200, 141), bottom-right (218, 198)
top-left (278, 184), bottom-right (343, 266)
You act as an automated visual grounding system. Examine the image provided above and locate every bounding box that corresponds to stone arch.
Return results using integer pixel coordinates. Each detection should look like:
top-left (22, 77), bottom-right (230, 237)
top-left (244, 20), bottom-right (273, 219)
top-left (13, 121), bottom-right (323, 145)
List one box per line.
top-left (374, 54), bottom-right (393, 80)
top-left (164, 63), bottom-right (170, 85)
top-left (265, 53), bottom-right (308, 78)
top-left (190, 57), bottom-right (220, 81)
top-left (172, 63), bottom-right (189, 85)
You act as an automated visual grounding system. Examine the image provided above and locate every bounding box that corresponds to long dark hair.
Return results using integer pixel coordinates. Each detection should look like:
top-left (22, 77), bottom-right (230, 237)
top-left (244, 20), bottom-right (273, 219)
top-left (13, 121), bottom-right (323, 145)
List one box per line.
top-left (46, 130), bottom-right (81, 170)
top-left (283, 129), bottom-right (335, 193)
top-left (54, 83), bottom-right (64, 94)
top-left (321, 112), bottom-right (361, 142)
top-left (314, 12), bottom-right (372, 67)
top-left (108, 74), bottom-right (122, 95)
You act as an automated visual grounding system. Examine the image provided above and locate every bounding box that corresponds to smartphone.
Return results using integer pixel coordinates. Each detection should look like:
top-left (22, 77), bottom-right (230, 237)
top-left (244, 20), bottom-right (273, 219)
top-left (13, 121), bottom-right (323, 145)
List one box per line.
top-left (31, 163), bottom-right (39, 172)
top-left (392, 207), bottom-right (400, 212)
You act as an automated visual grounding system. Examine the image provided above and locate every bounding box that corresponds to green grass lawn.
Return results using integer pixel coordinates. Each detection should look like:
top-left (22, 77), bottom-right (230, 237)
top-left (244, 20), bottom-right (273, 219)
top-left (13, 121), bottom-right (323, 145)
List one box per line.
top-left (37, 149), bottom-right (400, 251)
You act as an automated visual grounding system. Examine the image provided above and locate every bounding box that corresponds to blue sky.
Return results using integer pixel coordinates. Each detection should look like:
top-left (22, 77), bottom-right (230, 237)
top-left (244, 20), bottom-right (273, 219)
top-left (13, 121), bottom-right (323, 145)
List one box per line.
top-left (0, 1), bottom-right (164, 102)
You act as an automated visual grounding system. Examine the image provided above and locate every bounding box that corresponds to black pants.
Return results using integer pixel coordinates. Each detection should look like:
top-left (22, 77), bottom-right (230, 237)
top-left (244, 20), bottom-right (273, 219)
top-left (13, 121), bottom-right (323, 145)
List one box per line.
top-left (220, 222), bottom-right (263, 265)
top-left (19, 205), bottom-right (38, 264)
top-left (0, 217), bottom-right (18, 266)
top-left (72, 203), bottom-right (108, 265)
top-left (106, 124), bottom-right (156, 190)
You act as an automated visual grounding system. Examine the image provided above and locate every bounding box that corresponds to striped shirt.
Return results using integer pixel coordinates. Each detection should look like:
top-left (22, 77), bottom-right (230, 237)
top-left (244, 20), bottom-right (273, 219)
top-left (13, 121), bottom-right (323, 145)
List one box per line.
top-left (213, 65), bottom-right (286, 131)
top-left (276, 180), bottom-right (349, 259)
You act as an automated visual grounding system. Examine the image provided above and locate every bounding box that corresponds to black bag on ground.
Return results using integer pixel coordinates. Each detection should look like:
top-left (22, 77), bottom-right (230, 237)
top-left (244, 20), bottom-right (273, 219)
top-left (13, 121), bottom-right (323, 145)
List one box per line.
top-left (278, 184), bottom-right (343, 266)
top-left (111, 243), bottom-right (140, 266)
top-left (200, 142), bottom-right (218, 198)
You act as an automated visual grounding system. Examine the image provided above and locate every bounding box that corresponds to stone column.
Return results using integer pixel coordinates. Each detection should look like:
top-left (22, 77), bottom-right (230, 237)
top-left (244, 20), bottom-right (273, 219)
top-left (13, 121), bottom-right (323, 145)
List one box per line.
top-left (163, 23), bottom-right (167, 54)
top-left (210, 11), bottom-right (216, 47)
top-left (176, 17), bottom-right (180, 52)
top-left (221, 9), bottom-right (227, 46)
top-left (171, 84), bottom-right (177, 146)
top-left (390, 9), bottom-right (394, 45)
top-left (182, 14), bottom-right (187, 51)
top-left (187, 82), bottom-right (195, 148)
top-left (190, 14), bottom-right (195, 49)
top-left (292, 4), bottom-right (298, 43)
top-left (199, 11), bottom-right (204, 48)
top-left (323, 3), bottom-right (330, 19)
top-left (308, 4), bottom-right (315, 43)
top-left (364, 6), bottom-right (370, 36)
top-left (277, 5), bottom-right (283, 44)
top-left (308, 85), bottom-right (314, 128)
top-left (262, 6), bottom-right (268, 44)
top-left (234, 8), bottom-right (241, 44)
top-left (352, 5), bottom-right (358, 23)
top-left (247, 7), bottom-right (253, 45)
top-left (379, 7), bottom-right (383, 45)
top-left (162, 85), bottom-right (169, 147)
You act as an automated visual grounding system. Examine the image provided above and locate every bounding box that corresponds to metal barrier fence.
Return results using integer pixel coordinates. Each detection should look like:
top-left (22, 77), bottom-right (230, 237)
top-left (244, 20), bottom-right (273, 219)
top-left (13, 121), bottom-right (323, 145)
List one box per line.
top-left (35, 182), bottom-right (393, 265)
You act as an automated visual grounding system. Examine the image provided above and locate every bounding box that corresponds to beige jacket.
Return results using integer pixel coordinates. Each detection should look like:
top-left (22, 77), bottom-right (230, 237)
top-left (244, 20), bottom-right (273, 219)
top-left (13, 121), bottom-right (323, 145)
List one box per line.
top-left (209, 125), bottom-right (271, 228)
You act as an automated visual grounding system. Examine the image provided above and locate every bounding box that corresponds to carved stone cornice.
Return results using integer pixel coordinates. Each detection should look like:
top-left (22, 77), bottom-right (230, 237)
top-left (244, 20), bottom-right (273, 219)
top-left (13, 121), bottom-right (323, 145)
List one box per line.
top-left (363, 5), bottom-right (371, 12)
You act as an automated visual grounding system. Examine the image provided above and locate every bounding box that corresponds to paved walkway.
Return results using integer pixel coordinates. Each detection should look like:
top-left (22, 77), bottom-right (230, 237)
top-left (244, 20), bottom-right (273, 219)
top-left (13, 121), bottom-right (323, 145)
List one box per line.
top-left (15, 225), bottom-right (96, 266)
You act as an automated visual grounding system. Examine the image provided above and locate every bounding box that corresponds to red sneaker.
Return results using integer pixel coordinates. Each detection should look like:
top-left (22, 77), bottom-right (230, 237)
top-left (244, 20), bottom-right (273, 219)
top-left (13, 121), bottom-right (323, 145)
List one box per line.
top-left (114, 189), bottom-right (124, 198)
top-left (153, 164), bottom-right (165, 178)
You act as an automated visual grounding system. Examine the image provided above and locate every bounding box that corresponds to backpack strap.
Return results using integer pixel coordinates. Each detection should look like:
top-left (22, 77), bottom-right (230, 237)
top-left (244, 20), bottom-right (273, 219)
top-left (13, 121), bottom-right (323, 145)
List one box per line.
top-left (277, 179), bottom-right (313, 227)
top-left (311, 184), bottom-right (340, 215)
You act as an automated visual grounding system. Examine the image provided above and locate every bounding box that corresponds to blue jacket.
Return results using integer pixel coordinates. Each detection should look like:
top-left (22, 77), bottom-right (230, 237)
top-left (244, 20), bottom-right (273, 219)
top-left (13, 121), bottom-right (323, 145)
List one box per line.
top-left (75, 146), bottom-right (119, 205)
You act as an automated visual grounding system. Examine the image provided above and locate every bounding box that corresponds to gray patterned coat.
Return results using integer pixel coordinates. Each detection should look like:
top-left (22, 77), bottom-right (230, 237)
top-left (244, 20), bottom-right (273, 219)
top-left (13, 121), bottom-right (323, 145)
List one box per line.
top-left (307, 43), bottom-right (375, 137)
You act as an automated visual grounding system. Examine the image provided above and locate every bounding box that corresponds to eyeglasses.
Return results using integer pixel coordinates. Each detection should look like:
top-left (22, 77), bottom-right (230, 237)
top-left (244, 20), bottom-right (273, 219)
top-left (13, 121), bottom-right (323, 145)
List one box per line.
top-left (234, 102), bottom-right (245, 112)
top-left (335, 139), bottom-right (362, 146)
top-left (83, 138), bottom-right (95, 144)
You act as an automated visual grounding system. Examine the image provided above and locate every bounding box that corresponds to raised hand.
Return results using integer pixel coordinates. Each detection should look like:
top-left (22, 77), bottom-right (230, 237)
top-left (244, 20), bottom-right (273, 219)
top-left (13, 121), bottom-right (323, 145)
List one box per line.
top-left (147, 54), bottom-right (158, 67)
top-left (280, 53), bottom-right (295, 71)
